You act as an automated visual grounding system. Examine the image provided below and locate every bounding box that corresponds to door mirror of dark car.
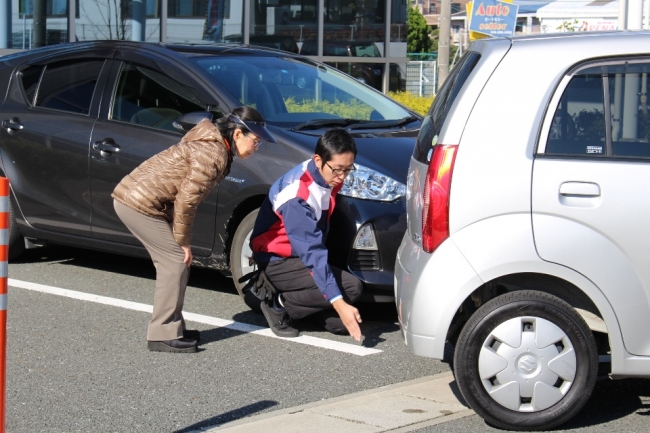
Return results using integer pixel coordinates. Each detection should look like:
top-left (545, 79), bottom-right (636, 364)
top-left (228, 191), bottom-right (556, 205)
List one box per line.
top-left (172, 111), bottom-right (214, 132)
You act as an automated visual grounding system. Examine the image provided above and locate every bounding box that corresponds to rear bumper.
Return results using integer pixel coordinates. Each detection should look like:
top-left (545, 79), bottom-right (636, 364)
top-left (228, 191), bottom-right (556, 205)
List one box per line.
top-left (395, 232), bottom-right (484, 359)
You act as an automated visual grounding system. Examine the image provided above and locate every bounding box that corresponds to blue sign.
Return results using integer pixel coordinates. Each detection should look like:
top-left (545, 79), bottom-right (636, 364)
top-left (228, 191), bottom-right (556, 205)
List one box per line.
top-left (469, 0), bottom-right (519, 37)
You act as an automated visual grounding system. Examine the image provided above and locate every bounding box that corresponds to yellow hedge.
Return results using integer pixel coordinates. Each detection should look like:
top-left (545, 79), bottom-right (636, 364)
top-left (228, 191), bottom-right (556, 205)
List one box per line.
top-left (281, 92), bottom-right (433, 119)
top-left (387, 91), bottom-right (434, 116)
top-left (284, 97), bottom-right (374, 119)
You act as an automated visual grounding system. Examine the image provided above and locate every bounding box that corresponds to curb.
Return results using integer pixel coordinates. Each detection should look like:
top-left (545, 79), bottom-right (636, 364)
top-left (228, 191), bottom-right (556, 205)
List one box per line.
top-left (190, 371), bottom-right (474, 433)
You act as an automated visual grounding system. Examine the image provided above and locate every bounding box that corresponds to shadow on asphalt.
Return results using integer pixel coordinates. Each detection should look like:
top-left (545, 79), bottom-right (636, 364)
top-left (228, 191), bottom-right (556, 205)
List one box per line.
top-left (10, 244), bottom-right (237, 294)
top-left (13, 244), bottom-right (401, 306)
top-left (556, 378), bottom-right (650, 431)
top-left (14, 246), bottom-right (405, 350)
top-left (455, 377), bottom-right (650, 432)
top-left (173, 400), bottom-right (279, 433)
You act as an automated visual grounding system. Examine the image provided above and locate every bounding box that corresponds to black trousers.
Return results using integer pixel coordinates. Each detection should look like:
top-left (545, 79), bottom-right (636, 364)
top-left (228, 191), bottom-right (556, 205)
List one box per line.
top-left (261, 257), bottom-right (363, 322)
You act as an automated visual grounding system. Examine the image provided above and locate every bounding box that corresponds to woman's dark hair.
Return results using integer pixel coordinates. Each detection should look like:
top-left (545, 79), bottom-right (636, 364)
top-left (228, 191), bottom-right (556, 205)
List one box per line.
top-left (314, 128), bottom-right (357, 163)
top-left (215, 106), bottom-right (264, 144)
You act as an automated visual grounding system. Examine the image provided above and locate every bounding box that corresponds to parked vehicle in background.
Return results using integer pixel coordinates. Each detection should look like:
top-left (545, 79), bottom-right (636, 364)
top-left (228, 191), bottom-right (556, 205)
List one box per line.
top-left (222, 34), bottom-right (300, 53)
top-left (300, 40), bottom-right (384, 90)
top-left (396, 31), bottom-right (650, 430)
top-left (0, 41), bottom-right (421, 303)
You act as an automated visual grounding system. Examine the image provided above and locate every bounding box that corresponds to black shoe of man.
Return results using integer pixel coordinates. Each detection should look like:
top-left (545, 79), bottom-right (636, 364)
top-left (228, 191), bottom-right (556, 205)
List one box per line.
top-left (147, 337), bottom-right (198, 353)
top-left (260, 299), bottom-right (300, 338)
top-left (183, 329), bottom-right (201, 342)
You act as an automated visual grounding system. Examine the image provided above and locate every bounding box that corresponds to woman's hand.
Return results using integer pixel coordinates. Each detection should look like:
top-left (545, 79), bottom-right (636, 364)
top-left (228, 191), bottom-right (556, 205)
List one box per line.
top-left (332, 299), bottom-right (362, 342)
top-left (181, 245), bottom-right (192, 267)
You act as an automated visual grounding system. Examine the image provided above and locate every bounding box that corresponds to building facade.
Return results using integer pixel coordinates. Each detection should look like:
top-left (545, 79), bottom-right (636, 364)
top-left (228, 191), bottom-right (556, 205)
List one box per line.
top-left (1, 0), bottom-right (410, 92)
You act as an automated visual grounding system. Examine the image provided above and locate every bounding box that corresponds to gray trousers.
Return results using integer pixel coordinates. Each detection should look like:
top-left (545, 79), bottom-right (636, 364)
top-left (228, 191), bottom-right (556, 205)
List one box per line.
top-left (114, 200), bottom-right (189, 341)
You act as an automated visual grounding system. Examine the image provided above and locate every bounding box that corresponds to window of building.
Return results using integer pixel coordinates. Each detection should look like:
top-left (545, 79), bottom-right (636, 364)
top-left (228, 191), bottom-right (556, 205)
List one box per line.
top-left (20, 0), bottom-right (79, 17)
top-left (167, 0), bottom-right (228, 19)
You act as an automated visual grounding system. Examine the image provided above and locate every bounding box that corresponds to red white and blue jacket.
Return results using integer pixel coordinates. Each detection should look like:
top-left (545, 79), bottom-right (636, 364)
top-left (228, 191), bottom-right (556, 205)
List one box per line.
top-left (250, 159), bottom-right (343, 303)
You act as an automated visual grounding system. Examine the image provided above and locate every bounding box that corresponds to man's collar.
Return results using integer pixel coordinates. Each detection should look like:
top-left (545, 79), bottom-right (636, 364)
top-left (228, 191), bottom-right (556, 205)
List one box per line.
top-left (307, 159), bottom-right (330, 188)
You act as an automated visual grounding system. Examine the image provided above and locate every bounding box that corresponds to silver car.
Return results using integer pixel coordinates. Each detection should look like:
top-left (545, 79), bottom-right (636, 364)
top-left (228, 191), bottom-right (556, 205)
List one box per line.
top-left (395, 31), bottom-right (650, 430)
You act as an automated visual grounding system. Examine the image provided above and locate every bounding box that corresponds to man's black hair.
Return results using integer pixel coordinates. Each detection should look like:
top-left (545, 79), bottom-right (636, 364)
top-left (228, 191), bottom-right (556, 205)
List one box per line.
top-left (314, 128), bottom-right (357, 162)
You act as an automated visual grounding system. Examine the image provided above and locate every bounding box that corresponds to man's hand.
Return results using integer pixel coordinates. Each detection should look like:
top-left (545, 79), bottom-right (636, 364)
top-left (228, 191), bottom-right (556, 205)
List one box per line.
top-left (181, 245), bottom-right (192, 268)
top-left (332, 299), bottom-right (362, 342)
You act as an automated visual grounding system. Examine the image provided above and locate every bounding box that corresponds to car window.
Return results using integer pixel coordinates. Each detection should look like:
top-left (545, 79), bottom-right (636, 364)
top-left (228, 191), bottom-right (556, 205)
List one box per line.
top-left (546, 72), bottom-right (606, 156)
top-left (111, 62), bottom-right (205, 132)
top-left (19, 65), bottom-right (44, 105)
top-left (32, 60), bottom-right (104, 115)
top-left (413, 51), bottom-right (480, 163)
top-left (195, 55), bottom-right (412, 125)
top-left (545, 61), bottom-right (650, 158)
top-left (608, 62), bottom-right (650, 157)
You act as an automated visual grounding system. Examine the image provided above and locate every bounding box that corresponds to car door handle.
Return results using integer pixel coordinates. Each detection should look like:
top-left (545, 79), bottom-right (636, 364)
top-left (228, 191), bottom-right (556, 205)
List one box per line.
top-left (93, 138), bottom-right (121, 157)
top-left (2, 117), bottom-right (24, 134)
top-left (559, 182), bottom-right (601, 197)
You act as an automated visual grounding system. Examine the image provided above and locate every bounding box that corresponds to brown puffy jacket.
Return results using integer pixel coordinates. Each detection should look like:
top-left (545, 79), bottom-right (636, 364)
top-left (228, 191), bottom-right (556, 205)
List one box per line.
top-left (112, 118), bottom-right (232, 246)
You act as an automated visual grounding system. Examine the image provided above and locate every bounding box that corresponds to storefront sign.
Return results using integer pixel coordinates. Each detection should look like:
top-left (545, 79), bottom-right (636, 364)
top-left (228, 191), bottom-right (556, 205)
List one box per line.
top-left (468, 0), bottom-right (519, 37)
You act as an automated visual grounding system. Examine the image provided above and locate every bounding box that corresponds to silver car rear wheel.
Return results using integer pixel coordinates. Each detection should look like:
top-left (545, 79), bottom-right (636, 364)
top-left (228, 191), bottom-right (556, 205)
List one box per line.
top-left (478, 316), bottom-right (577, 412)
top-left (454, 290), bottom-right (598, 431)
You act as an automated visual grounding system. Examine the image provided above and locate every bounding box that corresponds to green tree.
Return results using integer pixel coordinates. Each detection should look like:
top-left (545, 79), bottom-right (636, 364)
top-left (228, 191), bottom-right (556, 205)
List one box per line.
top-left (407, 6), bottom-right (433, 53)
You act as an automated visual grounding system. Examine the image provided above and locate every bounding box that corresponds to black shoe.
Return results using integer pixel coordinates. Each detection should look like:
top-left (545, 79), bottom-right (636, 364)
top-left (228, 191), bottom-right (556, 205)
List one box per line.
top-left (260, 300), bottom-right (300, 338)
top-left (324, 316), bottom-right (348, 335)
top-left (183, 329), bottom-right (201, 342)
top-left (148, 338), bottom-right (198, 353)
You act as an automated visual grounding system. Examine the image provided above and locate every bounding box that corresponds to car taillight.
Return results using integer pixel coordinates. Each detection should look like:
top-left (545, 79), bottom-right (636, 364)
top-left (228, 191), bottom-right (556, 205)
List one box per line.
top-left (422, 145), bottom-right (458, 253)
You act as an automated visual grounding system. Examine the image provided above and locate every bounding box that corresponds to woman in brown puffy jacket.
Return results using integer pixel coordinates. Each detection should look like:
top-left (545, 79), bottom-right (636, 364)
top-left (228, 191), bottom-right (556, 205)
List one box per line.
top-left (112, 106), bottom-right (276, 353)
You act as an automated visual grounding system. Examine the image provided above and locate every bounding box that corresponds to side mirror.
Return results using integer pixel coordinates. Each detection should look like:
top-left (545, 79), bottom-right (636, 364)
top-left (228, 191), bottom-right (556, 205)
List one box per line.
top-left (172, 111), bottom-right (215, 132)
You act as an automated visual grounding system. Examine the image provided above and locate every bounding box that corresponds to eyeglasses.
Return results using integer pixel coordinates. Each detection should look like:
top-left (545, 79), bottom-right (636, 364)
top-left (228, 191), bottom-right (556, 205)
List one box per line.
top-left (325, 161), bottom-right (356, 177)
top-left (246, 133), bottom-right (262, 148)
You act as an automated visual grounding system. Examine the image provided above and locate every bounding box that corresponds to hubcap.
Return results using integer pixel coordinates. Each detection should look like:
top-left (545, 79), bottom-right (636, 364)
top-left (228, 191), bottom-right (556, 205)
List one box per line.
top-left (478, 316), bottom-right (577, 412)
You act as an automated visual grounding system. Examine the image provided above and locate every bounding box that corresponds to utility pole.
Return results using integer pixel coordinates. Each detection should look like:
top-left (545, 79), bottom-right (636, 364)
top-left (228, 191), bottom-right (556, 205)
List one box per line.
top-left (438, 0), bottom-right (451, 91)
top-left (618, 0), bottom-right (628, 30)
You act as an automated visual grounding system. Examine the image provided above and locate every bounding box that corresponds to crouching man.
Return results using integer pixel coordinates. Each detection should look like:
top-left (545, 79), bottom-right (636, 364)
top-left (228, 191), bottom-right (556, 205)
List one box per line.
top-left (250, 128), bottom-right (363, 341)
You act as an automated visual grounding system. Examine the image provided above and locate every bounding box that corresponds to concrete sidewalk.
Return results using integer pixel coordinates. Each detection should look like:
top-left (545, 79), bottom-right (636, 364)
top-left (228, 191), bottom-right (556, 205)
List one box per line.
top-left (192, 372), bottom-right (474, 433)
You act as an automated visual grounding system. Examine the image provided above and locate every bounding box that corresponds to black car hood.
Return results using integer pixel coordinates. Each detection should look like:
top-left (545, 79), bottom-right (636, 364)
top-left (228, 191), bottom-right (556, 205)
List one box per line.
top-left (273, 127), bottom-right (419, 183)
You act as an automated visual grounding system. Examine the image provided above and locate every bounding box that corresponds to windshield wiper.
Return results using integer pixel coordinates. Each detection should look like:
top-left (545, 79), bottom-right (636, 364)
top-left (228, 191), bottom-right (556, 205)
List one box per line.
top-left (292, 118), bottom-right (365, 131)
top-left (346, 115), bottom-right (420, 130)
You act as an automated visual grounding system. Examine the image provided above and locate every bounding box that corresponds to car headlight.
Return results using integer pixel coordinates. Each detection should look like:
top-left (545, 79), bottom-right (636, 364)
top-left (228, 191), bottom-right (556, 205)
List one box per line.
top-left (339, 164), bottom-right (406, 201)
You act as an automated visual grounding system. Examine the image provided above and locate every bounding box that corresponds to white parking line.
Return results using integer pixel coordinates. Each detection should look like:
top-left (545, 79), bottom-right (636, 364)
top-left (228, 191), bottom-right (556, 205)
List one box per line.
top-left (9, 278), bottom-right (382, 357)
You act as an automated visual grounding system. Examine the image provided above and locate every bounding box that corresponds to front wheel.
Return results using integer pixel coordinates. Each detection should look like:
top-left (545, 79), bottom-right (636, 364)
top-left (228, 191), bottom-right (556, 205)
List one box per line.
top-left (453, 290), bottom-right (598, 431)
top-left (230, 209), bottom-right (262, 313)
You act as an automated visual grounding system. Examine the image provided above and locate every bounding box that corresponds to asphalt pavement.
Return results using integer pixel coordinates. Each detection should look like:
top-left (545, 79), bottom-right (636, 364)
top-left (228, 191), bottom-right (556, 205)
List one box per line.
top-left (5, 245), bottom-right (650, 432)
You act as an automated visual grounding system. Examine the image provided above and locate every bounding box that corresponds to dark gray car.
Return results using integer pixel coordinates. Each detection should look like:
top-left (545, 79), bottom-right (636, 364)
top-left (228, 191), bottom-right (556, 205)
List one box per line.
top-left (0, 41), bottom-right (421, 302)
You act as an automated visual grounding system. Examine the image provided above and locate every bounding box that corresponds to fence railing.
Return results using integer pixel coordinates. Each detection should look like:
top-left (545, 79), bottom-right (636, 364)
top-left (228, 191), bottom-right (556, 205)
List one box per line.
top-left (405, 60), bottom-right (437, 97)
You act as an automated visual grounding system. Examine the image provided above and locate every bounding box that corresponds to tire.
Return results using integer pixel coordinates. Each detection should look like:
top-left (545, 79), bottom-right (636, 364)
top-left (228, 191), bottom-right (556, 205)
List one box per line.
top-left (453, 290), bottom-right (598, 431)
top-left (8, 198), bottom-right (24, 261)
top-left (230, 208), bottom-right (262, 313)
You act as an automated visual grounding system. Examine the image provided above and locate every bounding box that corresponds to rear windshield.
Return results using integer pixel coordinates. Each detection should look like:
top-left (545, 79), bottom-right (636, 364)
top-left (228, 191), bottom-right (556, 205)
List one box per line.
top-left (413, 51), bottom-right (480, 163)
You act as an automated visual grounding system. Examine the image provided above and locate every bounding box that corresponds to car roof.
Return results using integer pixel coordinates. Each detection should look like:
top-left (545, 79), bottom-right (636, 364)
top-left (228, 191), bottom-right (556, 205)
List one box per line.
top-left (0, 40), bottom-right (300, 64)
top-left (466, 30), bottom-right (650, 65)
top-left (484, 29), bottom-right (650, 44)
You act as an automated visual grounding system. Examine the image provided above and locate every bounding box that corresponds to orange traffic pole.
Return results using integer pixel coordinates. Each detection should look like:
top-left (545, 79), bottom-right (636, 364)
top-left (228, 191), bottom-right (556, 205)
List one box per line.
top-left (0, 177), bottom-right (8, 433)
